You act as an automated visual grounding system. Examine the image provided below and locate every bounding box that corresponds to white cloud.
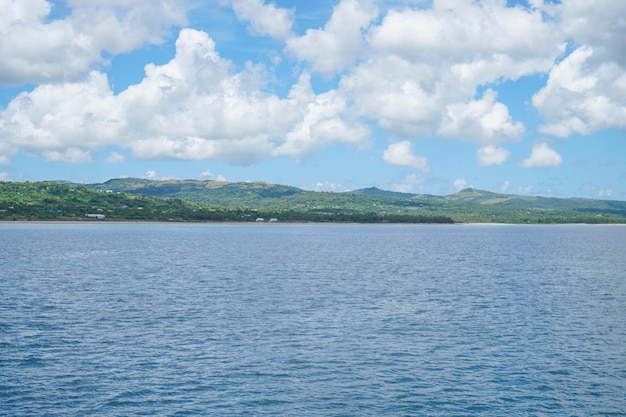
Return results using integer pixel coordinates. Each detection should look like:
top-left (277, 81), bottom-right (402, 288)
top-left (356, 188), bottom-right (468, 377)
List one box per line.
top-left (532, 46), bottom-right (626, 137)
top-left (598, 188), bottom-right (613, 198)
top-left (304, 181), bottom-right (344, 192)
top-left (500, 180), bottom-right (511, 194)
top-left (368, 1), bottom-right (562, 79)
top-left (341, 61), bottom-right (442, 137)
top-left (200, 169), bottom-right (227, 181)
top-left (43, 148), bottom-right (92, 163)
top-left (341, 0), bottom-right (558, 141)
top-left (453, 178), bottom-right (468, 192)
top-left (123, 31), bottom-right (367, 163)
top-left (382, 141), bottom-right (429, 171)
top-left (526, 1), bottom-right (626, 138)
top-left (1, 0), bottom-right (623, 174)
top-left (143, 170), bottom-right (158, 180)
top-left (387, 173), bottom-right (427, 194)
top-left (0, 0), bottom-right (186, 85)
top-left (553, 0), bottom-right (626, 67)
top-left (476, 145), bottom-right (511, 167)
top-left (286, 0), bottom-right (378, 75)
top-left (274, 74), bottom-right (370, 157)
top-left (519, 143), bottom-right (563, 168)
top-left (104, 151), bottom-right (125, 164)
top-left (231, 0), bottom-right (294, 40)
top-left (0, 29), bottom-right (370, 165)
top-left (0, 71), bottom-right (122, 156)
top-left (199, 169), bottom-right (213, 179)
top-left (438, 90), bottom-right (524, 144)
top-left (0, 0), bottom-right (50, 28)
top-left (0, 172), bottom-right (8, 181)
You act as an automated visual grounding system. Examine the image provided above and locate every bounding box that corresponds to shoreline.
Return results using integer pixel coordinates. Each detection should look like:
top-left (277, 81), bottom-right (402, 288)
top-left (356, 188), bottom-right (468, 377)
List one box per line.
top-left (1, 220), bottom-right (624, 226)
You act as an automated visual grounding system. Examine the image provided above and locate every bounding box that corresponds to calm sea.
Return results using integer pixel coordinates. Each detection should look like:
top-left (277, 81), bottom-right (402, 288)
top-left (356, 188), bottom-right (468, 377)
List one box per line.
top-left (1, 223), bottom-right (625, 416)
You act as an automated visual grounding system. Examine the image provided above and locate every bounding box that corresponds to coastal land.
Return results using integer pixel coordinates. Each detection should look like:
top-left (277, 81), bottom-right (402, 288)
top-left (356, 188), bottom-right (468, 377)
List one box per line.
top-left (1, 179), bottom-right (625, 224)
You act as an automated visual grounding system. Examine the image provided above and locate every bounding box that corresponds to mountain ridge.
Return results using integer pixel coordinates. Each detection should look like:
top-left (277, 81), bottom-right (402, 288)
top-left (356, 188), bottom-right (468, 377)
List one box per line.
top-left (91, 179), bottom-right (626, 205)
top-left (2, 179), bottom-right (625, 223)
top-left (87, 178), bottom-right (626, 221)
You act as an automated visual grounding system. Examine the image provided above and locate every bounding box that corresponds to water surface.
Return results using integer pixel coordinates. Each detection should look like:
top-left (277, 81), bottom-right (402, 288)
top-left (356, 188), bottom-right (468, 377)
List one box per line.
top-left (1, 223), bottom-right (625, 415)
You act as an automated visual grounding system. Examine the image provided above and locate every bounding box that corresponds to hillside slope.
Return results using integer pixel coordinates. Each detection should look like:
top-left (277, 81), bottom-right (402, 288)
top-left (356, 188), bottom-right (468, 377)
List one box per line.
top-left (84, 179), bottom-right (626, 223)
top-left (0, 181), bottom-right (452, 223)
top-left (444, 188), bottom-right (626, 214)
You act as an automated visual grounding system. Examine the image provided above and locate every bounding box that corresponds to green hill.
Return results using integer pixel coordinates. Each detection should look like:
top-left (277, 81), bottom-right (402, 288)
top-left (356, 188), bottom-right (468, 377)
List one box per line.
top-left (0, 181), bottom-right (255, 222)
top-left (444, 188), bottom-right (626, 215)
top-left (87, 179), bottom-right (626, 223)
top-left (1, 179), bottom-right (625, 223)
top-left (0, 180), bottom-right (451, 223)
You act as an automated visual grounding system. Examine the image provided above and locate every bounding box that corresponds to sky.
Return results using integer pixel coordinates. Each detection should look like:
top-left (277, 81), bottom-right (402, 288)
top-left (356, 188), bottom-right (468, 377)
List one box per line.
top-left (0, 0), bottom-right (625, 199)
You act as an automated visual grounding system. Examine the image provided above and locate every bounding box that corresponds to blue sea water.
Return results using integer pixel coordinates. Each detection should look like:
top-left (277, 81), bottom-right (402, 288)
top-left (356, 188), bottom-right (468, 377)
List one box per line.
top-left (1, 223), bottom-right (625, 416)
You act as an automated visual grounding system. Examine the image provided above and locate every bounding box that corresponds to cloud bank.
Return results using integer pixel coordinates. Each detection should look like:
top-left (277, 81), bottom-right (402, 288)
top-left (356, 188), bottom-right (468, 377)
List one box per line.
top-left (0, 0), bottom-right (623, 173)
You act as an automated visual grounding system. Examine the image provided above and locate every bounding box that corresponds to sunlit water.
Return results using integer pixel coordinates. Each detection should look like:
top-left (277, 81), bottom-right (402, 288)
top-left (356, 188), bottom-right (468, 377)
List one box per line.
top-left (1, 223), bottom-right (625, 416)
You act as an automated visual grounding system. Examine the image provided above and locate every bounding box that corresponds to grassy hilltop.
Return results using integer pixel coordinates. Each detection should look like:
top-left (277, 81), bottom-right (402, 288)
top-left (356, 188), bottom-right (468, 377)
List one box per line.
top-left (1, 178), bottom-right (625, 223)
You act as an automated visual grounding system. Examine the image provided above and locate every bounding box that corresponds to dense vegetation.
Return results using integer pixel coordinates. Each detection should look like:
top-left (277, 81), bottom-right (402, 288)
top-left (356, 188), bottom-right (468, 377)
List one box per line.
top-left (89, 178), bottom-right (626, 224)
top-left (0, 181), bottom-right (452, 223)
top-left (1, 179), bottom-right (625, 223)
top-left (0, 181), bottom-right (241, 222)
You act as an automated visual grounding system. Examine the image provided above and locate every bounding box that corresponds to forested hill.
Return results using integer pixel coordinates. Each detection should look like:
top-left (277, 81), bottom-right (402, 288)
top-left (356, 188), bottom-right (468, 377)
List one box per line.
top-left (87, 178), bottom-right (626, 223)
top-left (354, 186), bottom-right (626, 214)
top-left (1, 179), bottom-right (625, 223)
top-left (0, 180), bottom-right (449, 223)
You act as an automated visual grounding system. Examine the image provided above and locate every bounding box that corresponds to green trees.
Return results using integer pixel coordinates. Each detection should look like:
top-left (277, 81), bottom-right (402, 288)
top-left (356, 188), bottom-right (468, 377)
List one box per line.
top-left (1, 180), bottom-right (625, 224)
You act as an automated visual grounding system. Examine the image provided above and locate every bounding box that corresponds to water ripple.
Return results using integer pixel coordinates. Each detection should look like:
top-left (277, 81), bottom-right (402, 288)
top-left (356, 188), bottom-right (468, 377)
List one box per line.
top-left (1, 223), bottom-right (625, 416)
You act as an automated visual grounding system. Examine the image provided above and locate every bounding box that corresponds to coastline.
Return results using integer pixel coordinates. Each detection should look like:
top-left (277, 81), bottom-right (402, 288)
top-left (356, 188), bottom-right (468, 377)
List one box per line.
top-left (1, 220), bottom-right (625, 226)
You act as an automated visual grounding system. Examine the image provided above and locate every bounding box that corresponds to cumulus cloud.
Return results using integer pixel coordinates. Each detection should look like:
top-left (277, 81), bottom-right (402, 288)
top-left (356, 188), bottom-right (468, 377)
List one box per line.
top-left (369, 1), bottom-right (561, 64)
top-left (0, 0), bottom-right (623, 174)
top-left (367, 0), bottom-right (562, 83)
top-left (0, 71), bottom-right (122, 155)
top-left (341, 0), bottom-right (559, 141)
top-left (0, 0), bottom-right (186, 85)
top-left (382, 141), bottom-right (429, 171)
top-left (274, 73), bottom-right (370, 157)
top-left (453, 178), bottom-right (468, 192)
top-left (341, 61), bottom-right (442, 137)
top-left (438, 90), bottom-right (524, 143)
top-left (519, 143), bottom-right (563, 168)
top-left (476, 145), bottom-right (511, 167)
top-left (104, 151), bottom-right (125, 164)
top-left (231, 0), bottom-right (294, 40)
top-left (0, 28), bottom-right (370, 165)
top-left (43, 148), bottom-right (93, 163)
top-left (286, 0), bottom-right (378, 75)
top-left (199, 169), bottom-right (226, 181)
top-left (143, 170), bottom-right (158, 180)
top-left (553, 0), bottom-right (626, 67)
top-left (532, 46), bottom-right (626, 137)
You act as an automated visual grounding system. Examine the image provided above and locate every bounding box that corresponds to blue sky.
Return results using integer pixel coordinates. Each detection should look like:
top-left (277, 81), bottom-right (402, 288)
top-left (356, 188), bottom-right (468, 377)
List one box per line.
top-left (0, 0), bottom-right (624, 199)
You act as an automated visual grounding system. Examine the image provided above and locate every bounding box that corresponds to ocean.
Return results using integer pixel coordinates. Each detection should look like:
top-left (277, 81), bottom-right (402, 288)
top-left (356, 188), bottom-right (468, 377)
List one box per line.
top-left (1, 223), bottom-right (625, 416)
